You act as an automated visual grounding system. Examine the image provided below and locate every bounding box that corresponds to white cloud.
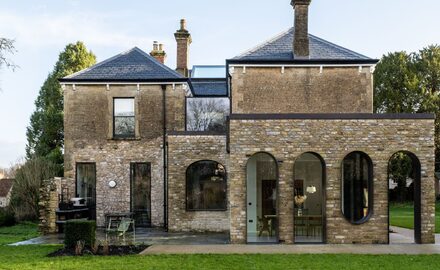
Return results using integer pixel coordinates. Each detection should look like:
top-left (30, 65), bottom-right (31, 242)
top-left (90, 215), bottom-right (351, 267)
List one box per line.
top-left (0, 10), bottom-right (172, 50)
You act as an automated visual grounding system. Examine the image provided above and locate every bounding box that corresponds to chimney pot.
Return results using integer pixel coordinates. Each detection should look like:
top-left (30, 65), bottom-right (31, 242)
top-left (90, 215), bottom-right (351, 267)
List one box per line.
top-left (291, 0), bottom-right (311, 58)
top-left (180, 19), bottom-right (186, 31)
top-left (150, 41), bottom-right (166, 64)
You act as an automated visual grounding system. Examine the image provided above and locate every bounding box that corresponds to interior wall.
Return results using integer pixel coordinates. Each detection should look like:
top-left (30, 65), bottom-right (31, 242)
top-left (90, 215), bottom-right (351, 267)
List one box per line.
top-left (294, 153), bottom-right (323, 215)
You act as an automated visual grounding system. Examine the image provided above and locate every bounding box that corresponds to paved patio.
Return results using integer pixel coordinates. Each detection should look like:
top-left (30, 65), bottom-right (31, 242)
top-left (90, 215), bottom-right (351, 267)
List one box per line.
top-left (9, 228), bottom-right (229, 246)
top-left (10, 227), bottom-right (440, 255)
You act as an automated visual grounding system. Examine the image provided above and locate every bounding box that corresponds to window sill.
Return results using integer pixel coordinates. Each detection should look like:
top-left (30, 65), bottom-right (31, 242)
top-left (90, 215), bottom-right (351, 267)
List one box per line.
top-left (110, 137), bottom-right (141, 141)
top-left (186, 209), bottom-right (228, 212)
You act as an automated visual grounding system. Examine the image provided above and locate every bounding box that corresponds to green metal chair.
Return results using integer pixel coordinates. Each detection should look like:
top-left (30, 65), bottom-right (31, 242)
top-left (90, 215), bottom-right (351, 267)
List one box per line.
top-left (105, 217), bottom-right (135, 243)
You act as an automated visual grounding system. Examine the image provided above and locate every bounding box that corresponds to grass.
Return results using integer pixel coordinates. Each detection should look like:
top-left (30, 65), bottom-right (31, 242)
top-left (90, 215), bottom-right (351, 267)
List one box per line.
top-left (0, 245), bottom-right (439, 270)
top-left (0, 222), bottom-right (39, 245)
top-left (390, 201), bottom-right (440, 233)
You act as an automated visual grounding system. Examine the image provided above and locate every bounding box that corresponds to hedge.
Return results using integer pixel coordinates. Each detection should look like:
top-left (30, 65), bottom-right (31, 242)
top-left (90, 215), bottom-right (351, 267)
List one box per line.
top-left (0, 209), bottom-right (15, 227)
top-left (64, 220), bottom-right (96, 248)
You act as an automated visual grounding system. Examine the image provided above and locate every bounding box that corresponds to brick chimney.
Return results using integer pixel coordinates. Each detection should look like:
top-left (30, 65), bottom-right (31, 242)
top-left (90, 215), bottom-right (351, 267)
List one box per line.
top-left (291, 0), bottom-right (311, 58)
top-left (150, 41), bottom-right (167, 64)
top-left (174, 19), bottom-right (192, 77)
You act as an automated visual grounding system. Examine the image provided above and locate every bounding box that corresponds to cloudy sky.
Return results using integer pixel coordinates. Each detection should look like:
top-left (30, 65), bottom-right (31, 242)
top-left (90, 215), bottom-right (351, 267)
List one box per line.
top-left (0, 0), bottom-right (439, 168)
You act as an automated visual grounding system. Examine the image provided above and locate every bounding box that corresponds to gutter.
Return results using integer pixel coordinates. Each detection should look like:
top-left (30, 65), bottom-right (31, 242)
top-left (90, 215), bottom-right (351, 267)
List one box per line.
top-left (161, 85), bottom-right (168, 231)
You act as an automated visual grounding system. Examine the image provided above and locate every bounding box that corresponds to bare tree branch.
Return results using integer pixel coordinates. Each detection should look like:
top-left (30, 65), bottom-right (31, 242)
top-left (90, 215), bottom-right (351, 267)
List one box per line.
top-left (0, 37), bottom-right (17, 71)
top-left (187, 98), bottom-right (229, 132)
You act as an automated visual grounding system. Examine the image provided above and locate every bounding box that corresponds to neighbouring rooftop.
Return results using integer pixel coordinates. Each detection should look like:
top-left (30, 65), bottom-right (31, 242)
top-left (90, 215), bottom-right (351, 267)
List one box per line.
top-left (0, 179), bottom-right (13, 197)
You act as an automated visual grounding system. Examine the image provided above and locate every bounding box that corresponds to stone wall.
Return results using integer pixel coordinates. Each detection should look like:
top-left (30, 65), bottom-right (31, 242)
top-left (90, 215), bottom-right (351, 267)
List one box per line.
top-left (39, 178), bottom-right (62, 234)
top-left (167, 134), bottom-right (229, 232)
top-left (64, 84), bottom-right (186, 227)
top-left (228, 116), bottom-right (436, 244)
top-left (230, 66), bottom-right (374, 114)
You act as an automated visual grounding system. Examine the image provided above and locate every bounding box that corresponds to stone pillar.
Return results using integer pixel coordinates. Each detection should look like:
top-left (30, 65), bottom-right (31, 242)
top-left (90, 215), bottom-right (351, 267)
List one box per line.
top-left (39, 178), bottom-right (61, 234)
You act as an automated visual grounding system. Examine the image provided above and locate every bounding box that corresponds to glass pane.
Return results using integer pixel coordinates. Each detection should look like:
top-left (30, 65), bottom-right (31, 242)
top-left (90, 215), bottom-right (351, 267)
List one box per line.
top-left (186, 98), bottom-right (230, 132)
top-left (131, 163), bottom-right (151, 227)
top-left (76, 163), bottom-right (96, 219)
top-left (294, 153), bottom-right (324, 243)
top-left (342, 152), bottom-right (371, 223)
top-left (246, 153), bottom-right (278, 243)
top-left (186, 161), bottom-right (227, 210)
top-left (114, 98), bottom-right (134, 116)
top-left (114, 116), bottom-right (135, 137)
top-left (191, 66), bottom-right (226, 78)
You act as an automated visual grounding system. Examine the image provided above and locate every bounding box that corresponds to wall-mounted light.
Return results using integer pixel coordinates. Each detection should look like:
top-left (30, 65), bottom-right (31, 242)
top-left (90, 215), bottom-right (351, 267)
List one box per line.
top-left (306, 186), bottom-right (317, 194)
top-left (108, 180), bottom-right (117, 188)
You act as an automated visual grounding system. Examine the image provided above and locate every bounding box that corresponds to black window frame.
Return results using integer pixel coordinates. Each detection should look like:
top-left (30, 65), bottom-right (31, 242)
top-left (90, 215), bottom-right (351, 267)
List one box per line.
top-left (113, 97), bottom-right (136, 139)
top-left (185, 160), bottom-right (227, 212)
top-left (341, 151), bottom-right (374, 225)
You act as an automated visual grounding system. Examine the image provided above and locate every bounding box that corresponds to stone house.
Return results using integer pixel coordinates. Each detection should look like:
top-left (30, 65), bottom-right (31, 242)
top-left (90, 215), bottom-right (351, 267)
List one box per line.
top-left (0, 179), bottom-right (14, 208)
top-left (60, 0), bottom-right (436, 244)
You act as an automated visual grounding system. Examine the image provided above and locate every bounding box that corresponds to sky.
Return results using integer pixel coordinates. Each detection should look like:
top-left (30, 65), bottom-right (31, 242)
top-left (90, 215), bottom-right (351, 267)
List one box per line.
top-left (0, 0), bottom-right (440, 168)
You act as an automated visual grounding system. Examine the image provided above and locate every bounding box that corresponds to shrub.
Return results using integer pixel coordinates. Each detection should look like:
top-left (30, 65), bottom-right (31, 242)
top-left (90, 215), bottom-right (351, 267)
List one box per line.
top-left (64, 220), bottom-right (96, 248)
top-left (9, 158), bottom-right (57, 221)
top-left (0, 208), bottom-right (16, 227)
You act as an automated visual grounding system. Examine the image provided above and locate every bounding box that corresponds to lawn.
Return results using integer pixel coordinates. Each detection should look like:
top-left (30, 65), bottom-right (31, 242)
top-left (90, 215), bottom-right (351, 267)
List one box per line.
top-left (0, 222), bottom-right (39, 245)
top-left (0, 222), bottom-right (440, 269)
top-left (0, 245), bottom-right (440, 270)
top-left (390, 202), bottom-right (440, 233)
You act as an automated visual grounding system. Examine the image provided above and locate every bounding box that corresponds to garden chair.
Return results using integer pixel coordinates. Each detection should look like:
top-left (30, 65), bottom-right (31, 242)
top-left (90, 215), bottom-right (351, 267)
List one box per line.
top-left (105, 217), bottom-right (135, 244)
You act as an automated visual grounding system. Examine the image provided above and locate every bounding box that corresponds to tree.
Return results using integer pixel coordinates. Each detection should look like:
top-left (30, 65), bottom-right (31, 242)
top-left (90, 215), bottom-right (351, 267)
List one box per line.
top-left (389, 152), bottom-right (413, 202)
top-left (414, 46), bottom-right (440, 170)
top-left (374, 52), bottom-right (423, 113)
top-left (26, 42), bottom-right (96, 176)
top-left (9, 158), bottom-right (57, 221)
top-left (374, 45), bottom-right (440, 172)
top-left (187, 98), bottom-right (229, 132)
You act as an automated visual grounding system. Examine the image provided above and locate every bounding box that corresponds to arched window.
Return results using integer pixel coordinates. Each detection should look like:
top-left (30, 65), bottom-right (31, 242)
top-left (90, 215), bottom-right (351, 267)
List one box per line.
top-left (342, 152), bottom-right (373, 224)
top-left (186, 161), bottom-right (227, 211)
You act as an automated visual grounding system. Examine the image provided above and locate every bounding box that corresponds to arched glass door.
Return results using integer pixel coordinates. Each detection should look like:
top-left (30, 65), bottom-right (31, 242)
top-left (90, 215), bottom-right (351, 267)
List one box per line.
top-left (246, 153), bottom-right (278, 243)
top-left (294, 153), bottom-right (325, 243)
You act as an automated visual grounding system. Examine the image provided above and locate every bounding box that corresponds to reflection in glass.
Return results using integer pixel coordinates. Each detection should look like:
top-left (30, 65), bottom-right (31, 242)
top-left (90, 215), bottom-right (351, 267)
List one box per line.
top-left (246, 153), bottom-right (278, 243)
top-left (294, 153), bottom-right (324, 243)
top-left (186, 161), bottom-right (227, 211)
top-left (114, 98), bottom-right (135, 138)
top-left (342, 152), bottom-right (372, 223)
top-left (76, 163), bottom-right (96, 220)
top-left (131, 163), bottom-right (151, 227)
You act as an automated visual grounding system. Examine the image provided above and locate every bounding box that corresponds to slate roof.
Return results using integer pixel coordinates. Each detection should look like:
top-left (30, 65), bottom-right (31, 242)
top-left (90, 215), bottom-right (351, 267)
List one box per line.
top-left (0, 179), bottom-right (13, 197)
top-left (61, 47), bottom-right (184, 82)
top-left (234, 28), bottom-right (374, 62)
top-left (189, 79), bottom-right (228, 97)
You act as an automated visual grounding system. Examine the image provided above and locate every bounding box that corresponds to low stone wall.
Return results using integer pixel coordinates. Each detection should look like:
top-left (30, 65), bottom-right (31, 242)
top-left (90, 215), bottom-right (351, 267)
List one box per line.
top-left (39, 178), bottom-right (63, 234)
top-left (167, 134), bottom-right (229, 232)
top-left (228, 117), bottom-right (436, 244)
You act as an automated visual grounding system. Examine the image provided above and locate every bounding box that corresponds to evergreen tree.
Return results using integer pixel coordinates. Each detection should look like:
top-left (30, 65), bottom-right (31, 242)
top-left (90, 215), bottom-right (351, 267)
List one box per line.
top-left (26, 42), bottom-right (96, 176)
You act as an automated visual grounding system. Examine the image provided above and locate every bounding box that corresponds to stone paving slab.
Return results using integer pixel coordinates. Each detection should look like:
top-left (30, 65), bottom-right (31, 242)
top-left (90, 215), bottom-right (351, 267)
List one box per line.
top-left (141, 244), bottom-right (440, 255)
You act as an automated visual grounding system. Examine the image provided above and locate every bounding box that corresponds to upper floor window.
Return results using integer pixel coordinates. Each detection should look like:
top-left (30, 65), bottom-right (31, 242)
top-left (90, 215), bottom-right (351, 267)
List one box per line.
top-left (113, 98), bottom-right (135, 138)
top-left (342, 152), bottom-right (373, 224)
top-left (186, 98), bottom-right (230, 132)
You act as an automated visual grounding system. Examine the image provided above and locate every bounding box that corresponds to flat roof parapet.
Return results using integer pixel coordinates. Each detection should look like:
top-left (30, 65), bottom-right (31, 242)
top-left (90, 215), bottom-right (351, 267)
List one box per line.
top-left (229, 113), bottom-right (435, 120)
